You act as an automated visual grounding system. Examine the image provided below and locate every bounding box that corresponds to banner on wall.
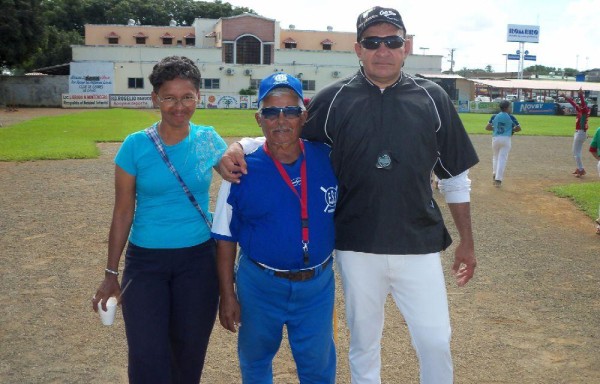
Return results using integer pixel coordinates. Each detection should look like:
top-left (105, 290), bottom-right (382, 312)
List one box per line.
top-left (468, 101), bottom-right (499, 114)
top-left (110, 95), bottom-right (153, 108)
top-left (457, 100), bottom-right (470, 113)
top-left (512, 102), bottom-right (556, 115)
top-left (69, 62), bottom-right (114, 94)
top-left (60, 93), bottom-right (261, 109)
top-left (62, 94), bottom-right (109, 108)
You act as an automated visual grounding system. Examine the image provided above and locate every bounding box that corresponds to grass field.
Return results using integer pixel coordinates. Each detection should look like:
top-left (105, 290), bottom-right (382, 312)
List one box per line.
top-left (1, 108), bottom-right (598, 219)
top-left (2, 108), bottom-right (599, 162)
top-left (549, 182), bottom-right (600, 219)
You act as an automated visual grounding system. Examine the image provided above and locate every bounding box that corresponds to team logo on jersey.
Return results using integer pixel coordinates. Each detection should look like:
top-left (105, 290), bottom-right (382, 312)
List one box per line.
top-left (376, 151), bottom-right (392, 170)
top-left (320, 185), bottom-right (337, 213)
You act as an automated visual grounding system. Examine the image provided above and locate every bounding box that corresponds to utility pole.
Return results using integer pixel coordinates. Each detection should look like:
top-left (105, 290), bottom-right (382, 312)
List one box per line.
top-left (448, 48), bottom-right (456, 73)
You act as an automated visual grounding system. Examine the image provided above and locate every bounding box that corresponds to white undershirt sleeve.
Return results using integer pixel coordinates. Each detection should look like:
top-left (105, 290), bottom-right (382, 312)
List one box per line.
top-left (238, 137), bottom-right (266, 155)
top-left (438, 170), bottom-right (472, 203)
top-left (211, 180), bottom-right (234, 237)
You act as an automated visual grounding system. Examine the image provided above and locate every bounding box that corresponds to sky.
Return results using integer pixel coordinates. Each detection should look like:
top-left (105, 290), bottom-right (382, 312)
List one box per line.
top-left (228, 0), bottom-right (600, 73)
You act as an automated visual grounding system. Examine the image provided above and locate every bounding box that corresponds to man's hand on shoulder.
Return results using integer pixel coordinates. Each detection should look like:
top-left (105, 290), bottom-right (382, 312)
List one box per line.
top-left (218, 142), bottom-right (247, 183)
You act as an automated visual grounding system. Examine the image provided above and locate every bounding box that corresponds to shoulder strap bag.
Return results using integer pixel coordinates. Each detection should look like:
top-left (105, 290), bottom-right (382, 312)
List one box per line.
top-left (145, 125), bottom-right (213, 230)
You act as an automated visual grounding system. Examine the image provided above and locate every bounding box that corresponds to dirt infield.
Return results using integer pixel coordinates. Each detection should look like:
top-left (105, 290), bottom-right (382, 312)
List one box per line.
top-left (1, 109), bottom-right (599, 383)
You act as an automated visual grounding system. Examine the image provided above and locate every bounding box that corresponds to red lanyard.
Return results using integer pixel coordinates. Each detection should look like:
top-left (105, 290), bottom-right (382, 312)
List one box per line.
top-left (263, 140), bottom-right (310, 265)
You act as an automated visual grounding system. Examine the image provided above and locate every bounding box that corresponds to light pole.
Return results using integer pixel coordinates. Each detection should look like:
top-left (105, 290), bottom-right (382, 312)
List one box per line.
top-left (447, 48), bottom-right (456, 73)
top-left (419, 47), bottom-right (429, 55)
top-left (502, 54), bottom-right (508, 74)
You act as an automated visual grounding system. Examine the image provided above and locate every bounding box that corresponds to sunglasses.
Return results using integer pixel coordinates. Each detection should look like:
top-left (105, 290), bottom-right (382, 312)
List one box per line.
top-left (260, 106), bottom-right (304, 120)
top-left (360, 35), bottom-right (405, 50)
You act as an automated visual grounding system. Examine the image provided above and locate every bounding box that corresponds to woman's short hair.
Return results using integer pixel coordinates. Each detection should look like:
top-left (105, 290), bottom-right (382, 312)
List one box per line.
top-left (148, 56), bottom-right (201, 93)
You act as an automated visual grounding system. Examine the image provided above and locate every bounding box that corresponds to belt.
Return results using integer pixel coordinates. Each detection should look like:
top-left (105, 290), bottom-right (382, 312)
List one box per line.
top-left (250, 257), bottom-right (331, 282)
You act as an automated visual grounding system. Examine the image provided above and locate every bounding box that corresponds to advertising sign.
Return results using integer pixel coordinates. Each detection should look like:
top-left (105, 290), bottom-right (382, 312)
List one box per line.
top-left (69, 62), bottom-right (114, 94)
top-left (507, 24), bottom-right (540, 43)
top-left (110, 95), bottom-right (153, 108)
top-left (62, 94), bottom-right (110, 108)
top-left (513, 102), bottom-right (556, 115)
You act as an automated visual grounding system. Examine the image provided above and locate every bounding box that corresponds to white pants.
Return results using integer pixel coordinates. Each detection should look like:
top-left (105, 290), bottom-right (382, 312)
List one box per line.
top-left (572, 130), bottom-right (587, 170)
top-left (336, 250), bottom-right (453, 384)
top-left (492, 136), bottom-right (512, 181)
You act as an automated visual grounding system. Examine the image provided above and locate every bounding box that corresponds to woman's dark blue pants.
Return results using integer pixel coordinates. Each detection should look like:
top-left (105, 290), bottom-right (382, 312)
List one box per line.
top-left (121, 240), bottom-right (218, 384)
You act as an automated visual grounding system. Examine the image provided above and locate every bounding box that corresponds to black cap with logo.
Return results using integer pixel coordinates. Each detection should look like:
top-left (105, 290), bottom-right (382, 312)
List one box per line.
top-left (356, 6), bottom-right (405, 41)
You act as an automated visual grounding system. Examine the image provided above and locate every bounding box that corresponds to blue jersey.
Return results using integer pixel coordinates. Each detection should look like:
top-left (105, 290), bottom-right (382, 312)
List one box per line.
top-left (116, 122), bottom-right (226, 248)
top-left (212, 140), bottom-right (337, 270)
top-left (489, 112), bottom-right (519, 137)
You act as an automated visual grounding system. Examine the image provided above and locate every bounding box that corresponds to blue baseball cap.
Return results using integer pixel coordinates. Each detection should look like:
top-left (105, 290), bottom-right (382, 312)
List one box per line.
top-left (258, 73), bottom-right (303, 104)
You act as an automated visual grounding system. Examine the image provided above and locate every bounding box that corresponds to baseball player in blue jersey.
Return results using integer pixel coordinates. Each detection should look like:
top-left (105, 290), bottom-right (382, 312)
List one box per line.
top-left (211, 73), bottom-right (338, 383)
top-left (486, 100), bottom-right (522, 187)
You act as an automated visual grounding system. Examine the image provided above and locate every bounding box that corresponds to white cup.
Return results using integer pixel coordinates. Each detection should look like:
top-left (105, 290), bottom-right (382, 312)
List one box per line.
top-left (98, 297), bottom-right (118, 326)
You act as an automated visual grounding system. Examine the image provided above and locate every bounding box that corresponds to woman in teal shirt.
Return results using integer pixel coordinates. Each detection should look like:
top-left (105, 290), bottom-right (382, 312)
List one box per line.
top-left (93, 56), bottom-right (226, 383)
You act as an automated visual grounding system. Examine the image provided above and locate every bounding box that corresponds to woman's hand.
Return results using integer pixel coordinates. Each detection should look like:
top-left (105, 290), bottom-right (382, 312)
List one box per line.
top-left (92, 275), bottom-right (121, 312)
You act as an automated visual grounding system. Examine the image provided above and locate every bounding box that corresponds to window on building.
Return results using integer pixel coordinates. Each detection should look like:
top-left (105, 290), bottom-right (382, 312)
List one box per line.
top-left (135, 36), bottom-right (147, 44)
top-left (202, 79), bottom-right (220, 89)
top-left (283, 38), bottom-right (297, 49)
top-left (128, 78), bottom-right (144, 89)
top-left (321, 39), bottom-right (334, 51)
top-left (302, 80), bottom-right (316, 91)
top-left (223, 43), bottom-right (234, 64)
top-left (250, 79), bottom-right (261, 89)
top-left (176, 40), bottom-right (182, 45)
top-left (162, 37), bottom-right (173, 45)
top-left (185, 37), bottom-right (195, 45)
top-left (263, 45), bottom-right (273, 65)
top-left (236, 36), bottom-right (261, 65)
top-left (106, 32), bottom-right (120, 44)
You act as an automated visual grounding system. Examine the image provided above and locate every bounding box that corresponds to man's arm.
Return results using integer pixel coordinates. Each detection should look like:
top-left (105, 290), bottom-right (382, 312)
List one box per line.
top-left (447, 202), bottom-right (477, 287)
top-left (218, 137), bottom-right (265, 183)
top-left (216, 240), bottom-right (241, 332)
top-left (578, 88), bottom-right (588, 109)
top-left (564, 95), bottom-right (578, 109)
top-left (438, 170), bottom-right (476, 286)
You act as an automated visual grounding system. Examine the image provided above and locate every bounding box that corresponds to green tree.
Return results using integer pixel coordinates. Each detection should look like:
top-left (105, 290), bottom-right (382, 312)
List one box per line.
top-left (563, 67), bottom-right (578, 76)
top-left (101, 0), bottom-right (254, 27)
top-left (7, 0), bottom-right (256, 71)
top-left (0, 0), bottom-right (45, 69)
top-left (26, 26), bottom-right (83, 70)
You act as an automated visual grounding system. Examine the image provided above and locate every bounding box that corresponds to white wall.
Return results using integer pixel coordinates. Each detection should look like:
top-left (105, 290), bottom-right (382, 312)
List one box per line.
top-left (70, 45), bottom-right (443, 99)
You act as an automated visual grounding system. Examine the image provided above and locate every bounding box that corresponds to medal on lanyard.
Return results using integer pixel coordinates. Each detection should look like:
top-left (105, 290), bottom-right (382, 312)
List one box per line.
top-left (263, 140), bottom-right (310, 265)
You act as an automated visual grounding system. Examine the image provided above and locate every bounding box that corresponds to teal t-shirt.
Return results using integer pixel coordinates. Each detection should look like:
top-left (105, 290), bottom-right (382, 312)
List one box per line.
top-left (491, 112), bottom-right (518, 137)
top-left (115, 122), bottom-right (226, 248)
